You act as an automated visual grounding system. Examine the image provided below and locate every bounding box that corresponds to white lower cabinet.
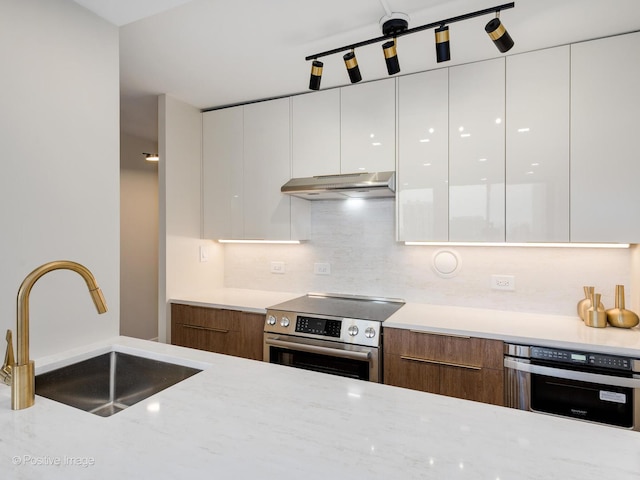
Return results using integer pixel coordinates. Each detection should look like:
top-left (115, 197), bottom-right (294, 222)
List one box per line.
top-left (203, 98), bottom-right (309, 241)
top-left (506, 46), bottom-right (570, 242)
top-left (570, 31), bottom-right (640, 243)
top-left (449, 58), bottom-right (505, 242)
top-left (397, 69), bottom-right (449, 242)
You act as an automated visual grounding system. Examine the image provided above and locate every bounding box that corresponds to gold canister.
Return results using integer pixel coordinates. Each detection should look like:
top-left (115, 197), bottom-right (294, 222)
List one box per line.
top-left (606, 285), bottom-right (639, 328)
top-left (585, 292), bottom-right (607, 328)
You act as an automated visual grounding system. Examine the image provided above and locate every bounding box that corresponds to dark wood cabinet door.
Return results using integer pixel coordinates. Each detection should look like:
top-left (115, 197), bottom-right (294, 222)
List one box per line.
top-left (171, 303), bottom-right (264, 361)
top-left (383, 353), bottom-right (440, 394)
top-left (383, 327), bottom-right (504, 406)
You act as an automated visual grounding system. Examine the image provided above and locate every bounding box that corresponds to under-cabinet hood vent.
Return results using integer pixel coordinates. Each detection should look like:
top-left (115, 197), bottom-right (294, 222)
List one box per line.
top-left (281, 171), bottom-right (396, 200)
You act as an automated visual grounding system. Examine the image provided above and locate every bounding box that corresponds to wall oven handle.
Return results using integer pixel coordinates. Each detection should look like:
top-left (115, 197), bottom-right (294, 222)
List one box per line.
top-left (504, 357), bottom-right (640, 389)
top-left (265, 338), bottom-right (371, 362)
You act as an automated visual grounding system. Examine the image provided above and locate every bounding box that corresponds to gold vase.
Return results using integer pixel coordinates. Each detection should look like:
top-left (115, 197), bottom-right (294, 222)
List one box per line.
top-left (606, 285), bottom-right (639, 329)
top-left (577, 286), bottom-right (594, 321)
top-left (577, 286), bottom-right (603, 321)
top-left (585, 292), bottom-right (607, 328)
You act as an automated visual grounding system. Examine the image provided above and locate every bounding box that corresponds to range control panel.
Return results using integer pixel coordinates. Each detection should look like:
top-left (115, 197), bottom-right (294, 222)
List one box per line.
top-left (295, 316), bottom-right (341, 337)
top-left (531, 346), bottom-right (633, 371)
top-left (264, 309), bottom-right (381, 347)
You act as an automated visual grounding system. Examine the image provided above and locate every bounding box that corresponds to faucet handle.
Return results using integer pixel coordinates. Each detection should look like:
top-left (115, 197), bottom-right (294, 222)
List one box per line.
top-left (1, 329), bottom-right (14, 385)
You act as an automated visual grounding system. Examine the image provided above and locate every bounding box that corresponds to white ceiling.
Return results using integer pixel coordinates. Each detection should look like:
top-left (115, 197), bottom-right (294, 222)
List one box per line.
top-left (72, 0), bottom-right (640, 142)
top-left (73, 0), bottom-right (195, 26)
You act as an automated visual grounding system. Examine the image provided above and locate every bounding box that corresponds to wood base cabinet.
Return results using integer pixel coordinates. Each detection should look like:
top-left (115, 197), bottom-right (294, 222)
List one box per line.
top-left (171, 303), bottom-right (264, 361)
top-left (383, 328), bottom-right (504, 406)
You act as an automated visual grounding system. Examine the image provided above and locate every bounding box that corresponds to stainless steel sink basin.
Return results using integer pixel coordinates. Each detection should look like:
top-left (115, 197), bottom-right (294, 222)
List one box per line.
top-left (35, 351), bottom-right (201, 417)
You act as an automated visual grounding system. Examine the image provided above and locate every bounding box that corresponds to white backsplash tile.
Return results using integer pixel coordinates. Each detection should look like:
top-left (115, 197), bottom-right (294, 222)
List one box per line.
top-left (224, 199), bottom-right (633, 316)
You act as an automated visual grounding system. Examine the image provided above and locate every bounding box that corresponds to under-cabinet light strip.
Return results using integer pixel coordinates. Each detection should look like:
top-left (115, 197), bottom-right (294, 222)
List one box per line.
top-left (218, 239), bottom-right (301, 245)
top-left (404, 242), bottom-right (630, 249)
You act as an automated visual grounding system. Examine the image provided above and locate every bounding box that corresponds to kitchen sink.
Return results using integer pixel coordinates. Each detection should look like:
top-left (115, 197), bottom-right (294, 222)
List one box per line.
top-left (35, 351), bottom-right (201, 417)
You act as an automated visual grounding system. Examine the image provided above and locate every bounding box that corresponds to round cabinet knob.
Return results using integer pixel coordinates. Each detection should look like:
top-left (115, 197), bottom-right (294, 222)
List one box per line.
top-left (348, 325), bottom-right (359, 336)
top-left (364, 327), bottom-right (376, 339)
top-left (267, 315), bottom-right (276, 326)
top-left (280, 316), bottom-right (290, 327)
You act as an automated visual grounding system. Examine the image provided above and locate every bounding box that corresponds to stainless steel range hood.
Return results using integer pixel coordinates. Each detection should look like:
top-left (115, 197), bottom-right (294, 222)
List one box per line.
top-left (281, 171), bottom-right (396, 200)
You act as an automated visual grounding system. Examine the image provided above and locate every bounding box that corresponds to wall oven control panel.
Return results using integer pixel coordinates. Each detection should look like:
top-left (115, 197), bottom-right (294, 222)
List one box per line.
top-left (530, 346), bottom-right (633, 371)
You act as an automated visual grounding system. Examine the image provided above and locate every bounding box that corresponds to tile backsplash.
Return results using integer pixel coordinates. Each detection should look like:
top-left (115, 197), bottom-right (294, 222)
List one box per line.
top-left (224, 198), bottom-right (634, 316)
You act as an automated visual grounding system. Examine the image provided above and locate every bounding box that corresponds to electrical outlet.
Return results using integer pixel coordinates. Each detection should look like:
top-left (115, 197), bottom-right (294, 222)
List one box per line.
top-left (199, 245), bottom-right (209, 263)
top-left (314, 263), bottom-right (331, 275)
top-left (491, 274), bottom-right (515, 291)
top-left (270, 261), bottom-right (285, 274)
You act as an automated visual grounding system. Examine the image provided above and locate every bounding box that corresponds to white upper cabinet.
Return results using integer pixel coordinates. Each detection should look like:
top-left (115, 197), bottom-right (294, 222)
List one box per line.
top-left (202, 106), bottom-right (244, 239)
top-left (506, 46), bottom-right (570, 242)
top-left (340, 78), bottom-right (396, 174)
top-left (571, 32), bottom-right (640, 243)
top-left (203, 98), bottom-right (309, 241)
top-left (449, 58), bottom-right (505, 242)
top-left (243, 97), bottom-right (294, 240)
top-left (291, 89), bottom-right (340, 178)
top-left (397, 69), bottom-right (449, 242)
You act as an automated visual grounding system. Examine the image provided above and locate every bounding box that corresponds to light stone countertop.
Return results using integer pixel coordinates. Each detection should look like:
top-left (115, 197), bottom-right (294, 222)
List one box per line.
top-left (169, 288), bottom-right (301, 314)
top-left (1, 336), bottom-right (638, 479)
top-left (385, 302), bottom-right (640, 357)
top-left (170, 289), bottom-right (640, 357)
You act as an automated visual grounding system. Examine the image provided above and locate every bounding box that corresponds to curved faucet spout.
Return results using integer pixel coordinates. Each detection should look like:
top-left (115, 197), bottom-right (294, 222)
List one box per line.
top-left (10, 260), bottom-right (108, 410)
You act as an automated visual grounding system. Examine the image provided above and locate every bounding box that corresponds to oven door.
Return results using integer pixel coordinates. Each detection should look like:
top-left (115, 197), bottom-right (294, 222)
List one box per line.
top-left (264, 333), bottom-right (380, 382)
top-left (504, 357), bottom-right (640, 430)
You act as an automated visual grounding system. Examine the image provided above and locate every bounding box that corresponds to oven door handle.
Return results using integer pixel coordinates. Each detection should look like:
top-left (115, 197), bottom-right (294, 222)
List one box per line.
top-left (265, 337), bottom-right (371, 362)
top-left (504, 357), bottom-right (640, 389)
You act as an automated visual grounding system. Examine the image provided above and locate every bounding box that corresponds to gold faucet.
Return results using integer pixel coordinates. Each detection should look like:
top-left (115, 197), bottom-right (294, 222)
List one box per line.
top-left (1, 261), bottom-right (108, 410)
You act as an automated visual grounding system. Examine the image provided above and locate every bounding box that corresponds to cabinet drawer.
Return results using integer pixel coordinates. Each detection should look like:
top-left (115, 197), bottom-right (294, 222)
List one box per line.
top-left (383, 328), bottom-right (503, 370)
top-left (171, 303), bottom-right (242, 331)
top-left (384, 352), bottom-right (504, 405)
top-left (171, 303), bottom-right (264, 360)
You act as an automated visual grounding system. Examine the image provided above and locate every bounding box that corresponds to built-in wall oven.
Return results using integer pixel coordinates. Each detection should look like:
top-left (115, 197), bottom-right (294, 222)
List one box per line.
top-left (264, 293), bottom-right (404, 382)
top-left (504, 344), bottom-right (640, 431)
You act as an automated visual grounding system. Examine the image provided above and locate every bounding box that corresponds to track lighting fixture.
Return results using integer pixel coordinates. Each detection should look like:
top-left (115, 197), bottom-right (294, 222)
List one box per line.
top-left (435, 25), bottom-right (450, 63)
top-left (485, 14), bottom-right (514, 53)
top-left (305, 2), bottom-right (515, 90)
top-left (308, 60), bottom-right (323, 90)
top-left (343, 50), bottom-right (362, 84)
top-left (382, 39), bottom-right (400, 75)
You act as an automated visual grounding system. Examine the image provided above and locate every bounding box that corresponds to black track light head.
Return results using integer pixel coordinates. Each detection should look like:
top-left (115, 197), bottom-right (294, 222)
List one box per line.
top-left (485, 17), bottom-right (514, 53)
top-left (435, 25), bottom-right (450, 63)
top-left (382, 39), bottom-right (400, 75)
top-left (308, 60), bottom-right (323, 90)
top-left (343, 51), bottom-right (362, 83)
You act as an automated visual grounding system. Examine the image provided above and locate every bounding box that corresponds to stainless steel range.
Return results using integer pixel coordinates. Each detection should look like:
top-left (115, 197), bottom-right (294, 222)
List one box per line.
top-left (264, 293), bottom-right (405, 382)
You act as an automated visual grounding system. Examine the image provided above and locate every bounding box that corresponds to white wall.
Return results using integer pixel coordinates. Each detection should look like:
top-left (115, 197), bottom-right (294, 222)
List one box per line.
top-left (159, 94), bottom-right (224, 343)
top-left (224, 199), bottom-right (633, 316)
top-left (0, 0), bottom-right (120, 358)
top-left (120, 133), bottom-right (158, 340)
